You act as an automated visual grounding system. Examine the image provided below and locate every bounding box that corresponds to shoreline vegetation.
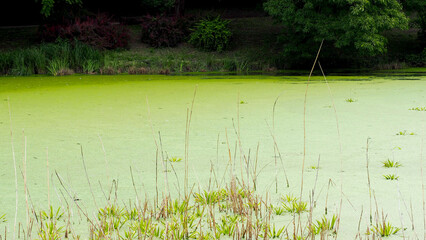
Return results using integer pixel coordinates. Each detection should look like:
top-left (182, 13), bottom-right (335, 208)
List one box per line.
top-left (0, 15), bottom-right (425, 77)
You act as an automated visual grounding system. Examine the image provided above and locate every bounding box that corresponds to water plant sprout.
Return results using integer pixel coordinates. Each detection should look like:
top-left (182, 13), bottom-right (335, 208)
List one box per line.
top-left (383, 174), bottom-right (399, 180)
top-left (396, 130), bottom-right (415, 135)
top-left (382, 159), bottom-right (402, 168)
top-left (408, 107), bottom-right (426, 111)
top-left (345, 98), bottom-right (357, 102)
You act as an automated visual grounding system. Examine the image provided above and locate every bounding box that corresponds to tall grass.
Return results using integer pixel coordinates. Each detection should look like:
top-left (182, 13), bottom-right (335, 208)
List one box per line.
top-left (0, 40), bottom-right (103, 76)
top-left (0, 42), bottom-right (279, 76)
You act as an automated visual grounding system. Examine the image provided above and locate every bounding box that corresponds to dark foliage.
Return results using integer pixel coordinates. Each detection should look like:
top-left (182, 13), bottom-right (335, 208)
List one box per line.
top-left (264, 0), bottom-right (408, 68)
top-left (39, 14), bottom-right (130, 49)
top-left (406, 48), bottom-right (426, 67)
top-left (140, 15), bottom-right (192, 48)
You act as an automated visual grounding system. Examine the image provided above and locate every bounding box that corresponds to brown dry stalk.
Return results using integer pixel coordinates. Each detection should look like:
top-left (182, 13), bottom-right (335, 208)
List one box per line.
top-left (97, 134), bottom-right (110, 183)
top-left (421, 138), bottom-right (425, 240)
top-left (7, 98), bottom-right (18, 240)
top-left (22, 131), bottom-right (30, 238)
top-left (301, 39), bottom-right (324, 203)
top-left (366, 138), bottom-right (372, 225)
top-left (185, 85), bottom-right (198, 197)
top-left (80, 145), bottom-right (98, 210)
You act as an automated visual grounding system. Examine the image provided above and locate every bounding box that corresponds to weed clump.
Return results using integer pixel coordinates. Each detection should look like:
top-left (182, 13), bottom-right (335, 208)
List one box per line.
top-left (372, 214), bottom-right (400, 237)
top-left (409, 107), bottom-right (426, 111)
top-left (382, 159), bottom-right (401, 168)
top-left (383, 174), bottom-right (399, 180)
top-left (396, 130), bottom-right (415, 135)
top-left (281, 194), bottom-right (307, 214)
top-left (345, 98), bottom-right (357, 103)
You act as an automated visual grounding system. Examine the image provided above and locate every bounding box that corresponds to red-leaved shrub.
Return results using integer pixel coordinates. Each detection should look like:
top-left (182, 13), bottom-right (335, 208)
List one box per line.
top-left (39, 14), bottom-right (130, 49)
top-left (140, 15), bottom-right (192, 48)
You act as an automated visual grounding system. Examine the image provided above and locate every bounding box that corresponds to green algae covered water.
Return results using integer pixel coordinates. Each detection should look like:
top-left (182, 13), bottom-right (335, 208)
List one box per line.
top-left (0, 74), bottom-right (425, 239)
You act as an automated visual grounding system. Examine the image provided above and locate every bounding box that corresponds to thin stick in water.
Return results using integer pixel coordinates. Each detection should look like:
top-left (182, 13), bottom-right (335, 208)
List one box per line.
top-left (300, 39), bottom-right (324, 203)
top-left (22, 130), bottom-right (30, 238)
top-left (80, 145), bottom-right (98, 209)
top-left (184, 85), bottom-right (198, 197)
top-left (98, 134), bottom-right (110, 183)
top-left (420, 138), bottom-right (425, 240)
top-left (366, 138), bottom-right (373, 225)
top-left (47, 147), bottom-right (50, 208)
top-left (7, 98), bottom-right (18, 240)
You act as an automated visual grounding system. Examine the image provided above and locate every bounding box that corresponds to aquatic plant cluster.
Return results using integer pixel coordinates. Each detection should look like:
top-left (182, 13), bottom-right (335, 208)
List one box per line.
top-left (0, 161), bottom-right (404, 240)
top-left (409, 107), bottom-right (426, 111)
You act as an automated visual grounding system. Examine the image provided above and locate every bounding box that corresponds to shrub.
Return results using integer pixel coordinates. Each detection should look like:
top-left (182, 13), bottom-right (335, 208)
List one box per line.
top-left (189, 16), bottom-right (232, 52)
top-left (140, 15), bottom-right (191, 48)
top-left (406, 48), bottom-right (426, 67)
top-left (39, 14), bottom-right (130, 50)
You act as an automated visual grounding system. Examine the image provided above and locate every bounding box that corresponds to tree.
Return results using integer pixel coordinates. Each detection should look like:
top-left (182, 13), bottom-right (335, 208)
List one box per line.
top-left (36, 0), bottom-right (82, 18)
top-left (403, 0), bottom-right (426, 45)
top-left (264, 0), bottom-right (409, 60)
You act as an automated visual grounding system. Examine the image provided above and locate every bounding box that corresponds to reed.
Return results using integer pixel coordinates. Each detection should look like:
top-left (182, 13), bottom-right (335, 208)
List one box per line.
top-left (7, 98), bottom-right (18, 240)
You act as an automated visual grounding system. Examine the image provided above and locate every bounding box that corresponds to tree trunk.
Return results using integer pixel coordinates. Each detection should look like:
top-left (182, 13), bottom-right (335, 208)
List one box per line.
top-left (175, 0), bottom-right (185, 17)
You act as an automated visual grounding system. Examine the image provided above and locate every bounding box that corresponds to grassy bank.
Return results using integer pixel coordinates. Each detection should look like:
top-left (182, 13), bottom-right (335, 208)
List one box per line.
top-left (0, 16), bottom-right (425, 76)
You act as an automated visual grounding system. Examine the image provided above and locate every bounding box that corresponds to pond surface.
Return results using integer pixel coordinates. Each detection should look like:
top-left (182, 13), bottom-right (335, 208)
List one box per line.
top-left (0, 74), bottom-right (425, 238)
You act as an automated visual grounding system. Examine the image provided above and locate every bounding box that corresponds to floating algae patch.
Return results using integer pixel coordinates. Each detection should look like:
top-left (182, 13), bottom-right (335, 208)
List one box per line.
top-left (0, 74), bottom-right (425, 239)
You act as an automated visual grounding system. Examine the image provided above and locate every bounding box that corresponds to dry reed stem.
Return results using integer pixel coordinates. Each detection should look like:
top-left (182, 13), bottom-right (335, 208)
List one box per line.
top-left (46, 147), bottom-right (50, 210)
top-left (7, 98), bottom-right (18, 240)
top-left (130, 166), bottom-right (140, 207)
top-left (421, 138), bottom-right (425, 240)
top-left (396, 168), bottom-right (406, 240)
top-left (365, 138), bottom-right (373, 226)
top-left (55, 171), bottom-right (96, 227)
top-left (357, 206), bottom-right (364, 238)
top-left (80, 145), bottom-right (98, 210)
top-left (318, 60), bottom-right (345, 237)
top-left (185, 85), bottom-right (198, 197)
top-left (265, 121), bottom-right (289, 188)
top-left (232, 118), bottom-right (248, 188)
top-left (308, 155), bottom-right (321, 236)
top-left (298, 39), bottom-right (324, 238)
top-left (273, 96), bottom-right (279, 194)
top-left (97, 134), bottom-right (110, 183)
top-left (301, 39), bottom-right (324, 201)
top-left (22, 131), bottom-right (30, 239)
top-left (324, 178), bottom-right (333, 215)
top-left (146, 97), bottom-right (160, 207)
top-left (253, 142), bottom-right (259, 190)
top-left (158, 132), bottom-right (170, 198)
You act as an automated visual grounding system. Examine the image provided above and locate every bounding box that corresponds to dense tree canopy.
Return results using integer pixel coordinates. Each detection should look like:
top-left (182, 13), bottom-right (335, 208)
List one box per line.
top-left (264, 0), bottom-right (409, 59)
top-left (403, 0), bottom-right (426, 44)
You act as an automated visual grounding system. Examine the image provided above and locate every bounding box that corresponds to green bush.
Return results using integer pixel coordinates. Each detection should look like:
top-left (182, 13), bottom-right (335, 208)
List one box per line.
top-left (189, 16), bottom-right (232, 52)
